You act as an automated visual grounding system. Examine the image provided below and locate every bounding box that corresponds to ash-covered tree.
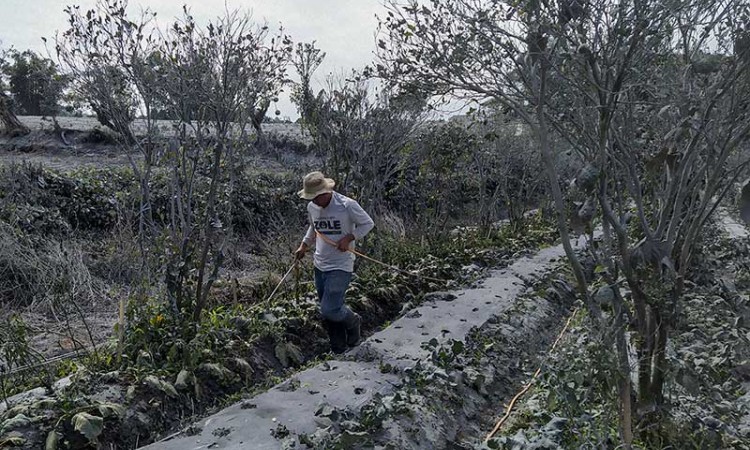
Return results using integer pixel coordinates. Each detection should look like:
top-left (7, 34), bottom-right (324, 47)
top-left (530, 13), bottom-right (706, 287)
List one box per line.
top-left (55, 0), bottom-right (164, 281)
top-left (292, 44), bottom-right (426, 212)
top-left (3, 50), bottom-right (67, 116)
top-left (154, 7), bottom-right (292, 322)
top-left (55, 0), bottom-right (293, 326)
top-left (379, 0), bottom-right (750, 446)
top-left (472, 109), bottom-right (547, 230)
top-left (55, 0), bottom-right (160, 145)
top-left (291, 41), bottom-right (326, 136)
top-left (0, 46), bottom-right (29, 135)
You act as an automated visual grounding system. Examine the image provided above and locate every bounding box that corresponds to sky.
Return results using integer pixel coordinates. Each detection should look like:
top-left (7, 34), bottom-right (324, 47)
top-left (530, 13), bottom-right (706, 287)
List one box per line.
top-left (0, 0), bottom-right (390, 119)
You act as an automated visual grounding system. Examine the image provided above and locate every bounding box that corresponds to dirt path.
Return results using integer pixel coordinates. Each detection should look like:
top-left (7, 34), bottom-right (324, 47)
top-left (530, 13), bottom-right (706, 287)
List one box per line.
top-left (720, 207), bottom-right (750, 239)
top-left (142, 237), bottom-right (588, 449)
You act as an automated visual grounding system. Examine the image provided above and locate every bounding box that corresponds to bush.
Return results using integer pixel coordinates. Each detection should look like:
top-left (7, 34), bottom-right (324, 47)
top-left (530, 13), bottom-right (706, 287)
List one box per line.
top-left (232, 171), bottom-right (306, 242)
top-left (0, 163), bottom-right (129, 234)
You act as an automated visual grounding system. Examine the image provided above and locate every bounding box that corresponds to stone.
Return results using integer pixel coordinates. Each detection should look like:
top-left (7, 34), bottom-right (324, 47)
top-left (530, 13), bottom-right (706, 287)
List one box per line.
top-left (423, 292), bottom-right (458, 302)
top-left (702, 416), bottom-right (724, 430)
top-left (593, 285), bottom-right (615, 308)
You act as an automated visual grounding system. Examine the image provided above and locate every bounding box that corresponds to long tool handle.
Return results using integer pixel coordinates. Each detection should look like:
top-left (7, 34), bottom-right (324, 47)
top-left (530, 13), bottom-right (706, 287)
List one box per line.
top-left (314, 231), bottom-right (449, 284)
top-left (263, 260), bottom-right (298, 305)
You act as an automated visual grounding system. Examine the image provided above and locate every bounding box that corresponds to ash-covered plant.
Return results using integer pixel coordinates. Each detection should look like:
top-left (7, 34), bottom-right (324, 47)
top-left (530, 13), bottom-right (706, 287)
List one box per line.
top-left (292, 42), bottom-right (427, 213)
top-left (152, 7), bottom-right (292, 324)
top-left (0, 223), bottom-right (99, 312)
top-left (0, 315), bottom-right (53, 409)
top-left (379, 0), bottom-right (750, 446)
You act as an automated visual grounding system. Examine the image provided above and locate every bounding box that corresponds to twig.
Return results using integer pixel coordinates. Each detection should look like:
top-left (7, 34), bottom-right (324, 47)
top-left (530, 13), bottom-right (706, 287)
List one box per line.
top-left (485, 307), bottom-right (580, 441)
top-left (3, 342), bottom-right (108, 378)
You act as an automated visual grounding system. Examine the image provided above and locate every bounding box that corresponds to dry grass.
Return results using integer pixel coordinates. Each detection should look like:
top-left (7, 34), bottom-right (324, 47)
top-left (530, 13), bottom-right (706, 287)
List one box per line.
top-left (0, 223), bottom-right (101, 315)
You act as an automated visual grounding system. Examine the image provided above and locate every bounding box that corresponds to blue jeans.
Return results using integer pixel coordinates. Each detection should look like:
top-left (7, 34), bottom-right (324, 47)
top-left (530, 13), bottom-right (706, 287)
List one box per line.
top-left (314, 268), bottom-right (353, 322)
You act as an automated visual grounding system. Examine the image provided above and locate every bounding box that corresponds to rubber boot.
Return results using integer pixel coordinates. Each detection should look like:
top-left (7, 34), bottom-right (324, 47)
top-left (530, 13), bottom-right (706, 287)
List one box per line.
top-left (343, 310), bottom-right (362, 347)
top-left (322, 319), bottom-right (347, 354)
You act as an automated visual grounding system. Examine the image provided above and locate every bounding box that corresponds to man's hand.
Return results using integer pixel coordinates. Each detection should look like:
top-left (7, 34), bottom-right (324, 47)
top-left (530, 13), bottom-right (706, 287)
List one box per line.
top-left (337, 234), bottom-right (355, 252)
top-left (294, 243), bottom-right (309, 260)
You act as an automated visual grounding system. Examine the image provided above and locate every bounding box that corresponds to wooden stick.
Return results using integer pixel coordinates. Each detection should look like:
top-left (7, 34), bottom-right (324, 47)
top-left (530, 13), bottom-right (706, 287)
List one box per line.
top-left (485, 307), bottom-right (580, 441)
top-left (314, 231), bottom-right (449, 283)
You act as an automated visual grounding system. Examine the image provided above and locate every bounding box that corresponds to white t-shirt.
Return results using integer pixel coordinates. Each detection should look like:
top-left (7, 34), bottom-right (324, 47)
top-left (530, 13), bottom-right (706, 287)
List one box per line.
top-left (302, 192), bottom-right (375, 273)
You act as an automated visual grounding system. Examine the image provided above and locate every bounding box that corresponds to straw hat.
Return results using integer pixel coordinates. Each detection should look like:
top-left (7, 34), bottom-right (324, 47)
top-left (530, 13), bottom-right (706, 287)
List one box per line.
top-left (298, 171), bottom-right (335, 200)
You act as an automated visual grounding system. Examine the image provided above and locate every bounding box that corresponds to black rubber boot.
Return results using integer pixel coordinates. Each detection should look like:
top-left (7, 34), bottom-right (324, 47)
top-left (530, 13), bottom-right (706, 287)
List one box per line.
top-left (323, 319), bottom-right (347, 354)
top-left (343, 310), bottom-right (362, 347)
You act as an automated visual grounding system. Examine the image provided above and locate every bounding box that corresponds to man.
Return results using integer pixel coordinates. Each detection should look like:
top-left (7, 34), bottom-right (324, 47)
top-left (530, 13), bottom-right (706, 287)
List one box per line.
top-left (295, 171), bottom-right (375, 354)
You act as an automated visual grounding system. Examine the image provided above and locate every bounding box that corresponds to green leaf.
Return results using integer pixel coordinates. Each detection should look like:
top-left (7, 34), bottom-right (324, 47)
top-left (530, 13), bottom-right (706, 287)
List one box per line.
top-left (1, 436), bottom-right (26, 446)
top-left (451, 340), bottom-right (464, 355)
top-left (45, 431), bottom-right (59, 450)
top-left (144, 375), bottom-right (179, 398)
top-left (72, 412), bottom-right (103, 442)
top-left (1, 413), bottom-right (31, 433)
top-left (97, 402), bottom-right (125, 418)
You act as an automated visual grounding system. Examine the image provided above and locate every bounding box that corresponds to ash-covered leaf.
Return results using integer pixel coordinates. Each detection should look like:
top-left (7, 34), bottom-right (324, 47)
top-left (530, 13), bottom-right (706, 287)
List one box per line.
top-left (72, 412), bottom-right (103, 442)
top-left (275, 342), bottom-right (304, 367)
top-left (97, 402), bottom-right (125, 418)
top-left (144, 375), bottom-right (179, 398)
top-left (175, 369), bottom-right (195, 390)
top-left (0, 413), bottom-right (31, 433)
top-left (45, 431), bottom-right (59, 450)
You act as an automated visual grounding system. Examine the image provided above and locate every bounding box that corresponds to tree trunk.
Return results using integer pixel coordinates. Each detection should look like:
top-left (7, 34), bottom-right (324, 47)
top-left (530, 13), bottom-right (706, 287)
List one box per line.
top-left (194, 141), bottom-right (225, 322)
top-left (650, 307), bottom-right (669, 406)
top-left (614, 300), bottom-right (635, 449)
top-left (534, 65), bottom-right (600, 322)
top-left (252, 99), bottom-right (270, 153)
top-left (0, 92), bottom-right (29, 136)
top-left (637, 306), bottom-right (655, 407)
top-left (601, 221), bottom-right (634, 448)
